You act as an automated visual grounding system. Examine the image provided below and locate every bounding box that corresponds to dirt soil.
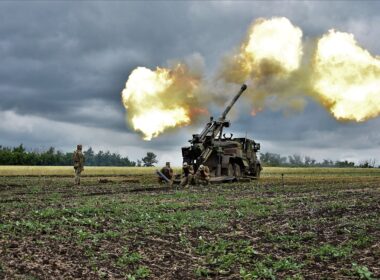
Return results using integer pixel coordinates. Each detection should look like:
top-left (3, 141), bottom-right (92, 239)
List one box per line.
top-left (0, 171), bottom-right (379, 279)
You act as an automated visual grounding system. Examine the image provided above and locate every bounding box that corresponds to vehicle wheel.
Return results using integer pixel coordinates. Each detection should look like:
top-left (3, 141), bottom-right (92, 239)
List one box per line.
top-left (227, 163), bottom-right (234, 176)
top-left (255, 167), bottom-right (261, 179)
top-left (234, 164), bottom-right (241, 178)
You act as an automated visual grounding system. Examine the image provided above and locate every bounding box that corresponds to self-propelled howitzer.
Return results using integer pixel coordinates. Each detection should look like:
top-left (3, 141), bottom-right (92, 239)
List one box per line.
top-left (181, 84), bottom-right (262, 179)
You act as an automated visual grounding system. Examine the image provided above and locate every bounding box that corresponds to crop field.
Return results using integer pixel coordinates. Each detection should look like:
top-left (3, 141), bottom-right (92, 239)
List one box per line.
top-left (0, 167), bottom-right (379, 279)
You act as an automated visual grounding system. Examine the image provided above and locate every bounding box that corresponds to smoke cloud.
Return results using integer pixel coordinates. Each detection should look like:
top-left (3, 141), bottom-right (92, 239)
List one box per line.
top-left (121, 62), bottom-right (207, 140)
top-left (219, 17), bottom-right (380, 121)
top-left (122, 16), bottom-right (380, 140)
top-left (312, 30), bottom-right (380, 121)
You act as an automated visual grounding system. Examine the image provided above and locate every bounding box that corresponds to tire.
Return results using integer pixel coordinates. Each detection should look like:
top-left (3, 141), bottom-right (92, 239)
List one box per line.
top-left (234, 164), bottom-right (241, 178)
top-left (255, 167), bottom-right (261, 179)
top-left (227, 163), bottom-right (234, 177)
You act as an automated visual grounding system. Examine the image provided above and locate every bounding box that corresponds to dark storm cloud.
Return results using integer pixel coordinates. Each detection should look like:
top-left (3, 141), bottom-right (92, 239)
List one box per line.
top-left (0, 2), bottom-right (218, 128)
top-left (1, 1), bottom-right (380, 164)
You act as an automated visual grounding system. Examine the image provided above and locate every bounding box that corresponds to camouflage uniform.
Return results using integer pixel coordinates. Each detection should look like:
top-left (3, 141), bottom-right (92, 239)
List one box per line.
top-left (195, 165), bottom-right (210, 186)
top-left (180, 163), bottom-right (195, 187)
top-left (73, 145), bottom-right (85, 185)
top-left (158, 162), bottom-right (174, 186)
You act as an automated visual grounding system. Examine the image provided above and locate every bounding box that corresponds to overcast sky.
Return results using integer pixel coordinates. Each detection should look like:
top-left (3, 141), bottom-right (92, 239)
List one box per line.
top-left (1, 1), bottom-right (380, 166)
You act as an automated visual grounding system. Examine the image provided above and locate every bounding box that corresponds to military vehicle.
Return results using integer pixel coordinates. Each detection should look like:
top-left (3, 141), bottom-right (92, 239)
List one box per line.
top-left (181, 84), bottom-right (262, 180)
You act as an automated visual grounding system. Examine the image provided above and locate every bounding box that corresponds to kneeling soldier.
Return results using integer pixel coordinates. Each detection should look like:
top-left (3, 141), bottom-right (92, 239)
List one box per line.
top-left (158, 162), bottom-right (174, 186)
top-left (180, 162), bottom-right (195, 188)
top-left (195, 164), bottom-right (210, 186)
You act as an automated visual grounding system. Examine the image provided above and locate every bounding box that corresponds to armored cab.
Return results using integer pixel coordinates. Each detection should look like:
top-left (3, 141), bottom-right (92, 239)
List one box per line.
top-left (181, 84), bottom-right (262, 179)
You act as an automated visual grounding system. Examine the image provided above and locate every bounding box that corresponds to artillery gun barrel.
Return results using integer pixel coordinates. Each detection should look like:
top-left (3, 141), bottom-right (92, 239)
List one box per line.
top-left (220, 84), bottom-right (247, 120)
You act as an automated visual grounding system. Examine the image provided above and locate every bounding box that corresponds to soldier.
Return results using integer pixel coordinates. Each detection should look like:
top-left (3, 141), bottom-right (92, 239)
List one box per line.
top-left (73, 144), bottom-right (85, 185)
top-left (180, 162), bottom-right (195, 188)
top-left (158, 162), bottom-right (174, 186)
top-left (195, 164), bottom-right (210, 186)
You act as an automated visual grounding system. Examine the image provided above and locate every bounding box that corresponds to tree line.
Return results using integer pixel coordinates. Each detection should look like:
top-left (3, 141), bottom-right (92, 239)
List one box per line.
top-left (1, 144), bottom-right (377, 168)
top-left (0, 144), bottom-right (158, 166)
top-left (260, 152), bottom-right (377, 168)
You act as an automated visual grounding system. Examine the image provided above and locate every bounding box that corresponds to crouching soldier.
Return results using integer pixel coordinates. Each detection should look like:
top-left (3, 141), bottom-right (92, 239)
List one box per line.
top-left (195, 164), bottom-right (210, 186)
top-left (158, 162), bottom-right (174, 186)
top-left (73, 144), bottom-right (85, 185)
top-left (180, 162), bottom-right (195, 188)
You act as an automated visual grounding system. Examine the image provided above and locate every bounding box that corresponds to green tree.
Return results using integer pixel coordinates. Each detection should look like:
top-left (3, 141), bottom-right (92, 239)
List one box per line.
top-left (260, 152), bottom-right (287, 166)
top-left (0, 144), bottom-right (138, 167)
top-left (84, 147), bottom-right (95, 165)
top-left (288, 154), bottom-right (303, 166)
top-left (335, 160), bottom-right (355, 167)
top-left (142, 152), bottom-right (158, 167)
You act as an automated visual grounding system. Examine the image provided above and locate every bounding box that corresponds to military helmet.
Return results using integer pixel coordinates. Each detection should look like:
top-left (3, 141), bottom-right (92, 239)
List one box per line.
top-left (77, 144), bottom-right (82, 150)
top-left (166, 162), bottom-right (170, 166)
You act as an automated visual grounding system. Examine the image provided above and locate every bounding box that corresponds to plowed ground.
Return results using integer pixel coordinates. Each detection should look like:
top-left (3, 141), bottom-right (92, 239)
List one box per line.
top-left (0, 168), bottom-right (379, 279)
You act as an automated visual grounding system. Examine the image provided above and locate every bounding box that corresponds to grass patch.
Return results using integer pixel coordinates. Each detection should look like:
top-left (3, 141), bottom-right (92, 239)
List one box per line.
top-left (1, 167), bottom-right (379, 279)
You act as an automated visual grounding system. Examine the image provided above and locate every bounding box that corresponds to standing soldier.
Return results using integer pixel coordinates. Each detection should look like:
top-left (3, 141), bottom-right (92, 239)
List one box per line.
top-left (195, 164), bottom-right (210, 186)
top-left (158, 162), bottom-right (174, 186)
top-left (73, 144), bottom-right (85, 185)
top-left (180, 162), bottom-right (195, 188)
